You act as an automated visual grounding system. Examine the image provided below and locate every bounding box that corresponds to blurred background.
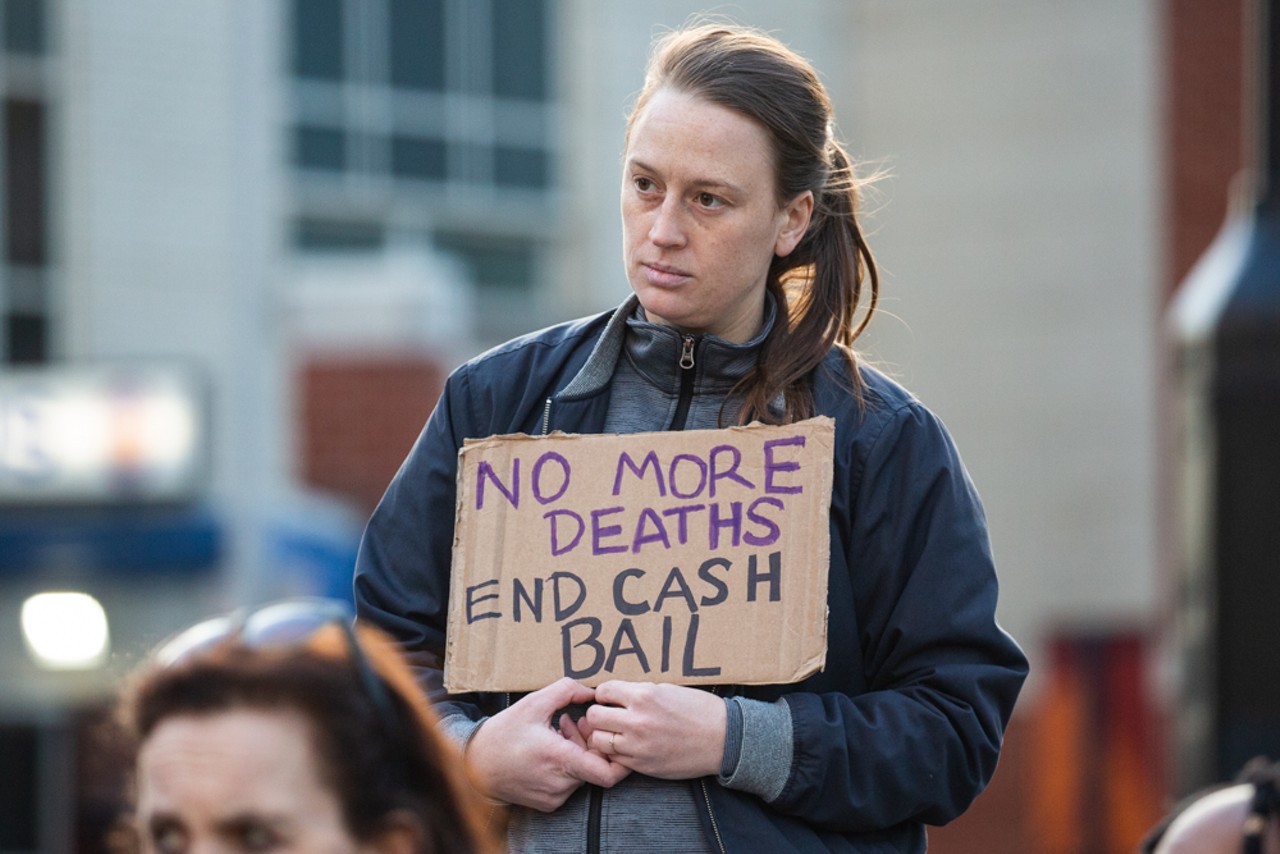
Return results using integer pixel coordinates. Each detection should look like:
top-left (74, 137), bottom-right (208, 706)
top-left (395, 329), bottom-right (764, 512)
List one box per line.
top-left (1, 0), bottom-right (1276, 851)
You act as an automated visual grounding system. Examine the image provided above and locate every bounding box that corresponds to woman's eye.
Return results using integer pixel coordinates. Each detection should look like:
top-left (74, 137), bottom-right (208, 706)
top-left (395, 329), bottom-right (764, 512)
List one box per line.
top-left (634, 176), bottom-right (656, 192)
top-left (696, 192), bottom-right (724, 209)
top-left (238, 823), bottom-right (279, 852)
top-left (150, 822), bottom-right (187, 854)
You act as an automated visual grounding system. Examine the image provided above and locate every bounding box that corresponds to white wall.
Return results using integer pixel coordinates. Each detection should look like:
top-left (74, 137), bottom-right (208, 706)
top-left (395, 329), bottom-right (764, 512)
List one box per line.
top-left (849, 1), bottom-right (1161, 683)
top-left (56, 0), bottom-right (292, 608)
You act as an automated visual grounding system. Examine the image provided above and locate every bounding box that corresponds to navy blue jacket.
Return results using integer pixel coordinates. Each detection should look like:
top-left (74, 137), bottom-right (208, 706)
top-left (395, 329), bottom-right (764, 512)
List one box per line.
top-left (354, 305), bottom-right (1028, 852)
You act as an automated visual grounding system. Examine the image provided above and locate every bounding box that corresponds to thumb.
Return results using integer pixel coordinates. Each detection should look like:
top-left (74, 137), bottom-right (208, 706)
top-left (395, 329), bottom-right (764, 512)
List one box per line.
top-left (569, 742), bottom-right (632, 788)
top-left (527, 677), bottom-right (596, 719)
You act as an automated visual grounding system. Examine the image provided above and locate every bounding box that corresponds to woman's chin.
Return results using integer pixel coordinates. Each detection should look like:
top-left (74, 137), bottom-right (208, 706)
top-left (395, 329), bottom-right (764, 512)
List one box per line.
top-left (633, 291), bottom-right (693, 331)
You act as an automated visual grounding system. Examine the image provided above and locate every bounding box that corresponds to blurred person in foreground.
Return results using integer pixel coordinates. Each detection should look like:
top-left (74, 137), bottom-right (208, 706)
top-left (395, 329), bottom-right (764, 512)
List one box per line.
top-left (355, 20), bottom-right (1027, 852)
top-left (112, 598), bottom-right (504, 854)
top-left (1140, 757), bottom-right (1280, 854)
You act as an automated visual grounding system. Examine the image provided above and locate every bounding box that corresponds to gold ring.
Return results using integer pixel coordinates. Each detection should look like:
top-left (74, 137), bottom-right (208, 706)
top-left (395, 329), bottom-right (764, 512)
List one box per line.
top-left (610, 731), bottom-right (618, 753)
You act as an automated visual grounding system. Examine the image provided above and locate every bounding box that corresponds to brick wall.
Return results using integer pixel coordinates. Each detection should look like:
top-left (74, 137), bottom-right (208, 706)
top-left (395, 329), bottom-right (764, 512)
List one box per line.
top-left (929, 632), bottom-right (1166, 854)
top-left (1165, 0), bottom-right (1249, 297)
top-left (299, 357), bottom-right (445, 514)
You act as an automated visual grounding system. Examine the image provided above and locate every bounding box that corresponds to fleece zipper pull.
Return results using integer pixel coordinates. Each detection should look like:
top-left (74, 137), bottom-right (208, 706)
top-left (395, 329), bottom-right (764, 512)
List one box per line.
top-left (669, 334), bottom-right (698, 431)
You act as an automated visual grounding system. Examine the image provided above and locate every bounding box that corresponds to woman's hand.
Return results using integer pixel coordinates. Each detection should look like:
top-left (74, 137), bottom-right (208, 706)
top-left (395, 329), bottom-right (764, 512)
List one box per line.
top-left (584, 681), bottom-right (727, 780)
top-left (466, 677), bottom-right (631, 812)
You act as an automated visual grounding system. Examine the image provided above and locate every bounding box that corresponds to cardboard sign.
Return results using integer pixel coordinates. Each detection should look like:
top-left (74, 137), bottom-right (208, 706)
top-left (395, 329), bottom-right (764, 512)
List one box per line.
top-left (444, 417), bottom-right (834, 692)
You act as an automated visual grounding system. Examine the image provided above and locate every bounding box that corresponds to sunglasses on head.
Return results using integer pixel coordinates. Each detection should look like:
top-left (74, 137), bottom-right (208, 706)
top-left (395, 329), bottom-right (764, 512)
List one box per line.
top-left (153, 597), bottom-right (400, 744)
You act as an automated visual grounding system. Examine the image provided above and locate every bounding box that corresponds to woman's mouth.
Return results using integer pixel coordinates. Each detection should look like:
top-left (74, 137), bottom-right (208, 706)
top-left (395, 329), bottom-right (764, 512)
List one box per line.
top-left (642, 261), bottom-right (692, 287)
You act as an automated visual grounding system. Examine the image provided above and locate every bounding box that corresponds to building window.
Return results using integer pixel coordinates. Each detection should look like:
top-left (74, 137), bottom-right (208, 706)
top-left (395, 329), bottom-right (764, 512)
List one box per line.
top-left (289, 0), bottom-right (553, 191)
top-left (294, 218), bottom-right (386, 252)
top-left (294, 124), bottom-right (346, 172)
top-left (288, 0), bottom-right (558, 343)
top-left (1, 0), bottom-right (51, 364)
top-left (388, 0), bottom-right (445, 91)
top-left (0, 725), bottom-right (38, 850)
top-left (3, 0), bottom-right (45, 55)
top-left (433, 231), bottom-right (535, 292)
top-left (492, 0), bottom-right (546, 100)
top-left (5, 98), bottom-right (47, 267)
top-left (292, 0), bottom-right (343, 80)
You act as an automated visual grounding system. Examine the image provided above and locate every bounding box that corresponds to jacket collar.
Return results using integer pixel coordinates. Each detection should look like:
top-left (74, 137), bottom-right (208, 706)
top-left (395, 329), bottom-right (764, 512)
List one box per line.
top-left (555, 292), bottom-right (777, 401)
top-left (555, 294), bottom-right (639, 401)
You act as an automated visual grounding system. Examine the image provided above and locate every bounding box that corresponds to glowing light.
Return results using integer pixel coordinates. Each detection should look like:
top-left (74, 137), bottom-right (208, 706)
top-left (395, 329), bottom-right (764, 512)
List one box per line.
top-left (0, 366), bottom-right (205, 503)
top-left (21, 592), bottom-right (110, 669)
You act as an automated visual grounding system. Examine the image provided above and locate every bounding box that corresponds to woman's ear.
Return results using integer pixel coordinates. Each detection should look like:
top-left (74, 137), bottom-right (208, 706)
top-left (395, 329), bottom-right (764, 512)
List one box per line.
top-left (775, 190), bottom-right (815, 258)
top-left (363, 810), bottom-right (424, 854)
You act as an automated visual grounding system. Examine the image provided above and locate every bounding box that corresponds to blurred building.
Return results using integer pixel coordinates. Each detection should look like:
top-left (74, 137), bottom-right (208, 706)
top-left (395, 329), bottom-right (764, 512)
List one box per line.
top-left (0, 1), bottom-right (1168, 851)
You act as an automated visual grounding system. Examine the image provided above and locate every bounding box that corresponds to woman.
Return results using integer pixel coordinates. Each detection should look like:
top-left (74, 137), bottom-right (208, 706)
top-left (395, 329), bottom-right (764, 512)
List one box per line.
top-left (115, 598), bottom-right (503, 854)
top-left (355, 22), bottom-right (1028, 852)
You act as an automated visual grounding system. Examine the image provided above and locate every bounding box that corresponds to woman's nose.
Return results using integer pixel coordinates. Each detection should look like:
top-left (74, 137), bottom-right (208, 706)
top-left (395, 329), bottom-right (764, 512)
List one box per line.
top-left (649, 197), bottom-right (687, 247)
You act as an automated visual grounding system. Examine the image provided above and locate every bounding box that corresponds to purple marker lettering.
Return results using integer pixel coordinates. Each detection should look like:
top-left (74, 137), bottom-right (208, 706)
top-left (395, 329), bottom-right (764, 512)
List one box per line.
top-left (613, 450), bottom-right (666, 497)
top-left (591, 506), bottom-right (628, 555)
top-left (744, 496), bottom-right (784, 546)
top-left (532, 452), bottom-right (571, 504)
top-left (668, 453), bottom-right (708, 499)
top-left (476, 459), bottom-right (519, 509)
top-left (763, 436), bottom-right (805, 494)
top-left (709, 444), bottom-right (755, 496)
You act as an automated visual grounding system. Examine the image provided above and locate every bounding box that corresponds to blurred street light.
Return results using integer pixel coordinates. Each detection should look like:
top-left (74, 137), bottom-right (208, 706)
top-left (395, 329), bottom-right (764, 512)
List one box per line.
top-left (21, 592), bottom-right (110, 670)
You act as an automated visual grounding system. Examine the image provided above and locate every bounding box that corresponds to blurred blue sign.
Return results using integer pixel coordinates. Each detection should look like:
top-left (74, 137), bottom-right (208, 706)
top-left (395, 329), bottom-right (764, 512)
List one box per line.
top-left (0, 364), bottom-right (208, 504)
top-left (0, 505), bottom-right (222, 574)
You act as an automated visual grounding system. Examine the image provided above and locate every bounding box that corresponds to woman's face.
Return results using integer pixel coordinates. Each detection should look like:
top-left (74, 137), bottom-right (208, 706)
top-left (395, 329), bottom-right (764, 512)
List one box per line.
top-left (135, 708), bottom-right (369, 854)
top-left (622, 87), bottom-right (813, 343)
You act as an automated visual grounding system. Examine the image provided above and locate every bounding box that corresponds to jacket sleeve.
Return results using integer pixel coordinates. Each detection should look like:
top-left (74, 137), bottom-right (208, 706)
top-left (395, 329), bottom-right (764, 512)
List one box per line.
top-left (353, 368), bottom-right (486, 722)
top-left (771, 400), bottom-right (1028, 832)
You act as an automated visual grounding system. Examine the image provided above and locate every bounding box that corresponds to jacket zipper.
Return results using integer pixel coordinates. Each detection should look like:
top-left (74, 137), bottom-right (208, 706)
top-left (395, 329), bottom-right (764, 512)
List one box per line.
top-left (587, 785), bottom-right (603, 854)
top-left (669, 334), bottom-right (698, 431)
top-left (699, 685), bottom-right (727, 853)
top-left (699, 779), bottom-right (727, 853)
top-left (541, 397), bottom-right (553, 435)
